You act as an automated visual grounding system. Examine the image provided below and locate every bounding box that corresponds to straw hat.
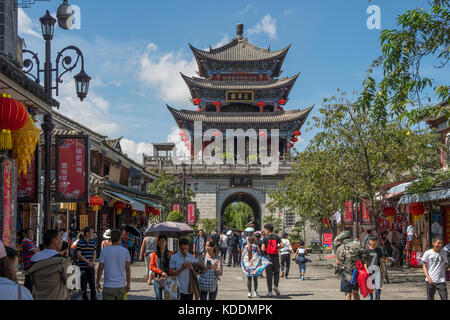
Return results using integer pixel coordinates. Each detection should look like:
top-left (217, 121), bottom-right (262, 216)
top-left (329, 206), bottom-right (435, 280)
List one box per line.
top-left (103, 229), bottom-right (111, 239)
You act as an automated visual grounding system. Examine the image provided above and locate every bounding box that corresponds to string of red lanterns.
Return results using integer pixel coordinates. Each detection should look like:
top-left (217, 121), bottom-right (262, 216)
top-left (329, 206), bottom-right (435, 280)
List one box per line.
top-left (213, 101), bottom-right (222, 108)
top-left (0, 94), bottom-right (29, 150)
top-left (193, 98), bottom-right (201, 105)
top-left (278, 99), bottom-right (287, 105)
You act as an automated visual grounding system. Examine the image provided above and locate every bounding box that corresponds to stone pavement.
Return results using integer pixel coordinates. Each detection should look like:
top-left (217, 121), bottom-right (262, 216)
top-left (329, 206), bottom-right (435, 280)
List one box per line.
top-left (123, 254), bottom-right (431, 300)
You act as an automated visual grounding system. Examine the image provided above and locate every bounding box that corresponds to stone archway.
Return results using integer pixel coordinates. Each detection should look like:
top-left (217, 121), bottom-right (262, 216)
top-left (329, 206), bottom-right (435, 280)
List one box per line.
top-left (218, 188), bottom-right (262, 231)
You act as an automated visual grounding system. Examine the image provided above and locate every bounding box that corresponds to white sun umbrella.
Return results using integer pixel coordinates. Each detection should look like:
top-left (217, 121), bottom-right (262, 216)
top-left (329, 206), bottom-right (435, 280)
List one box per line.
top-left (244, 227), bottom-right (255, 233)
top-left (226, 230), bottom-right (232, 236)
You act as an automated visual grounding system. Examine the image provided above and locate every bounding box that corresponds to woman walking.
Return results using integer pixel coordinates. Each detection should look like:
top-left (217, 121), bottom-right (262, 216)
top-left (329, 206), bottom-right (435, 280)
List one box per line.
top-left (241, 235), bottom-right (271, 298)
top-left (294, 241), bottom-right (308, 280)
top-left (199, 240), bottom-right (223, 300)
top-left (280, 233), bottom-right (294, 279)
top-left (149, 235), bottom-right (172, 300)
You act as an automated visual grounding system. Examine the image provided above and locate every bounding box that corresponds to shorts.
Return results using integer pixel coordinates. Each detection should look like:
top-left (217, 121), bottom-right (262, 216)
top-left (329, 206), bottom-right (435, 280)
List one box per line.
top-left (298, 264), bottom-right (306, 273)
top-left (340, 276), bottom-right (359, 293)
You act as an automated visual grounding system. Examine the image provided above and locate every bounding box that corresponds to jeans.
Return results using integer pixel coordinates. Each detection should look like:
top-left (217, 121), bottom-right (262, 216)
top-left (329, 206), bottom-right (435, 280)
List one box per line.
top-left (154, 279), bottom-right (163, 300)
top-left (220, 247), bottom-right (227, 261)
top-left (228, 248), bottom-right (239, 266)
top-left (265, 257), bottom-right (280, 292)
top-left (80, 267), bottom-right (97, 300)
top-left (180, 293), bottom-right (193, 300)
top-left (369, 289), bottom-right (381, 300)
top-left (200, 289), bottom-right (218, 300)
top-left (426, 282), bottom-right (448, 300)
top-left (280, 254), bottom-right (291, 276)
top-left (247, 276), bottom-right (258, 292)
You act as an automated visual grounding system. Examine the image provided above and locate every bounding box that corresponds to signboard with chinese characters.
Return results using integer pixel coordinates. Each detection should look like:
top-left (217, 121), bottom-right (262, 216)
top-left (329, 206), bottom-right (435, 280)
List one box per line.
top-left (1, 158), bottom-right (16, 247)
top-left (361, 199), bottom-right (372, 224)
top-left (226, 91), bottom-right (254, 103)
top-left (343, 201), bottom-right (353, 224)
top-left (172, 202), bottom-right (181, 212)
top-left (187, 202), bottom-right (196, 225)
top-left (323, 233), bottom-right (333, 249)
top-left (79, 214), bottom-right (89, 231)
top-left (55, 135), bottom-right (90, 203)
top-left (230, 176), bottom-right (252, 188)
top-left (17, 146), bottom-right (39, 203)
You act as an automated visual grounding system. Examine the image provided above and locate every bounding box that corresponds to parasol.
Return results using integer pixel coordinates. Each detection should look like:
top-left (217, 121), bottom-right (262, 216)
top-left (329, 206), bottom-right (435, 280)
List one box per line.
top-left (244, 227), bottom-right (255, 233)
top-left (144, 222), bottom-right (193, 238)
top-left (126, 225), bottom-right (140, 237)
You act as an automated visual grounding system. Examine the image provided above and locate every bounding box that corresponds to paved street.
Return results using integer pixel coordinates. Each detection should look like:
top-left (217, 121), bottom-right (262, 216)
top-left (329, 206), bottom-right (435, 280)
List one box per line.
top-left (122, 254), bottom-right (429, 300)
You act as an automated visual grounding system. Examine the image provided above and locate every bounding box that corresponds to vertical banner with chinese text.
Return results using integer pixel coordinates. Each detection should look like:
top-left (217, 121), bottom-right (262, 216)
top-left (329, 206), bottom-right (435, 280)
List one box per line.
top-left (344, 201), bottom-right (353, 224)
top-left (17, 146), bottom-right (39, 203)
top-left (1, 158), bottom-right (15, 247)
top-left (187, 202), bottom-right (196, 225)
top-left (55, 135), bottom-right (90, 203)
top-left (361, 199), bottom-right (372, 224)
top-left (172, 202), bottom-right (181, 212)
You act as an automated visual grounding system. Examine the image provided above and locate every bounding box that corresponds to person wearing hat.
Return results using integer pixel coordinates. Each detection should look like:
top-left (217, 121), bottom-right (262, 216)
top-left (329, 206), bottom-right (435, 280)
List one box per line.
top-left (101, 229), bottom-right (112, 251)
top-left (0, 240), bottom-right (33, 300)
top-left (364, 235), bottom-right (385, 300)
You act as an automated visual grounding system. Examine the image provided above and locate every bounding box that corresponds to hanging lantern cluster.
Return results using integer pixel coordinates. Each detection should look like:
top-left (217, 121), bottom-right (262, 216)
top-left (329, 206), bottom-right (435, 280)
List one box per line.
top-left (114, 201), bottom-right (126, 215)
top-left (293, 130), bottom-right (301, 136)
top-left (193, 98), bottom-right (201, 105)
top-left (409, 202), bottom-right (425, 224)
top-left (11, 115), bottom-right (40, 176)
top-left (0, 94), bottom-right (29, 150)
top-left (382, 207), bottom-right (396, 224)
top-left (90, 195), bottom-right (104, 211)
top-left (213, 101), bottom-right (222, 108)
top-left (146, 206), bottom-right (160, 216)
top-left (278, 99), bottom-right (287, 105)
top-left (291, 137), bottom-right (298, 143)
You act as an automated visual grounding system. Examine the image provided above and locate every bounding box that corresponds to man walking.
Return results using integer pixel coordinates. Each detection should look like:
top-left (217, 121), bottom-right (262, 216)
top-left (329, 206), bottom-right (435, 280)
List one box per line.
top-left (27, 230), bottom-right (72, 300)
top-left (219, 231), bottom-right (228, 261)
top-left (96, 229), bottom-right (131, 300)
top-left (193, 230), bottom-right (208, 261)
top-left (364, 235), bottom-right (385, 300)
top-left (422, 237), bottom-right (448, 300)
top-left (169, 238), bottom-right (206, 300)
top-left (261, 223), bottom-right (284, 296)
top-left (227, 229), bottom-right (240, 267)
top-left (76, 226), bottom-right (97, 300)
top-left (139, 235), bottom-right (156, 285)
top-left (21, 229), bottom-right (39, 293)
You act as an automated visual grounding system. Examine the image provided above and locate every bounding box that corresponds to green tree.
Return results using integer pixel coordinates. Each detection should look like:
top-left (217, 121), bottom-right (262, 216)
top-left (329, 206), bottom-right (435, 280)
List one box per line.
top-left (223, 202), bottom-right (253, 230)
top-left (166, 210), bottom-right (185, 223)
top-left (262, 213), bottom-right (282, 235)
top-left (199, 218), bottom-right (219, 234)
top-left (269, 92), bottom-right (441, 233)
top-left (147, 173), bottom-right (195, 223)
top-left (360, 0), bottom-right (449, 124)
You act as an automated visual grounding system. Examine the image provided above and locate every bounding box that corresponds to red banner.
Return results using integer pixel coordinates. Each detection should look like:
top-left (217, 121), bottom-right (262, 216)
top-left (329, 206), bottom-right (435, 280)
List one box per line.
top-left (446, 208), bottom-right (450, 245)
top-left (187, 202), bottom-right (196, 225)
top-left (344, 201), bottom-right (353, 224)
top-left (17, 148), bottom-right (38, 203)
top-left (172, 202), bottom-right (181, 212)
top-left (361, 199), bottom-right (372, 224)
top-left (55, 136), bottom-right (89, 202)
top-left (323, 232), bottom-right (333, 249)
top-left (2, 159), bottom-right (13, 246)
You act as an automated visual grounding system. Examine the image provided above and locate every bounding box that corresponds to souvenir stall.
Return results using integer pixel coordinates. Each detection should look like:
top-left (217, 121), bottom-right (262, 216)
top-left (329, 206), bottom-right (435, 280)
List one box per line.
top-left (380, 206), bottom-right (408, 266)
top-left (404, 202), bottom-right (428, 267)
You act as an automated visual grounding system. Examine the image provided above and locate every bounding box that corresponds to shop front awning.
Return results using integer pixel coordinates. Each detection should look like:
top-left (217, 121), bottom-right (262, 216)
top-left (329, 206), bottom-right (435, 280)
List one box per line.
top-left (133, 197), bottom-right (164, 209)
top-left (398, 187), bottom-right (450, 204)
top-left (103, 190), bottom-right (146, 212)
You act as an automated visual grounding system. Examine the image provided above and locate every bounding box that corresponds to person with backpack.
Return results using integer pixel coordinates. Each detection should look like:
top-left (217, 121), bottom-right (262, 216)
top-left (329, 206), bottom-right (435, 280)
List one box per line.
top-left (261, 223), bottom-right (284, 297)
top-left (335, 230), bottom-right (364, 300)
top-left (293, 241), bottom-right (308, 280)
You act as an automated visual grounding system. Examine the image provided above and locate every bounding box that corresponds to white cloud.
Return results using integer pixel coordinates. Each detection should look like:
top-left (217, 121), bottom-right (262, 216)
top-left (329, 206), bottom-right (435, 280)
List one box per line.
top-left (283, 9), bottom-right (296, 17)
top-left (210, 34), bottom-right (230, 49)
top-left (167, 126), bottom-right (190, 157)
top-left (248, 14), bottom-right (277, 39)
top-left (138, 43), bottom-right (197, 105)
top-left (236, 4), bottom-right (252, 17)
top-left (18, 8), bottom-right (41, 38)
top-left (120, 138), bottom-right (154, 164)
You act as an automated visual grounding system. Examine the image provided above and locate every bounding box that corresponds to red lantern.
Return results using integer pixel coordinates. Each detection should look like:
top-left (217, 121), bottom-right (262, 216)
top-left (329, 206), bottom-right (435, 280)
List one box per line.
top-left (193, 98), bottom-right (201, 105)
top-left (278, 99), bottom-right (287, 105)
top-left (213, 130), bottom-right (221, 137)
top-left (293, 130), bottom-right (301, 136)
top-left (289, 143), bottom-right (294, 148)
top-left (382, 207), bottom-right (396, 216)
top-left (0, 94), bottom-right (29, 150)
top-left (409, 202), bottom-right (425, 224)
top-left (213, 101), bottom-right (222, 108)
top-left (259, 131), bottom-right (267, 138)
top-left (153, 208), bottom-right (160, 216)
top-left (90, 195), bottom-right (103, 211)
top-left (257, 101), bottom-right (265, 107)
top-left (181, 136), bottom-right (187, 142)
top-left (291, 137), bottom-right (298, 143)
top-left (114, 201), bottom-right (126, 214)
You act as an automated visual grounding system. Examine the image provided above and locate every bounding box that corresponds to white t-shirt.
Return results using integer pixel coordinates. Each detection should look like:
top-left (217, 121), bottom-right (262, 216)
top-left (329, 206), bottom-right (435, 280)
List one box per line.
top-left (407, 225), bottom-right (414, 236)
top-left (280, 239), bottom-right (292, 255)
top-left (0, 277), bottom-right (33, 300)
top-left (220, 235), bottom-right (228, 248)
top-left (98, 245), bottom-right (131, 288)
top-left (422, 249), bottom-right (448, 283)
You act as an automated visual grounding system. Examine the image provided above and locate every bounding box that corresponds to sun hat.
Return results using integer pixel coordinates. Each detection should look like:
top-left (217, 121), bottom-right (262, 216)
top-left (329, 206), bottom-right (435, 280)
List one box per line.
top-left (103, 229), bottom-right (111, 239)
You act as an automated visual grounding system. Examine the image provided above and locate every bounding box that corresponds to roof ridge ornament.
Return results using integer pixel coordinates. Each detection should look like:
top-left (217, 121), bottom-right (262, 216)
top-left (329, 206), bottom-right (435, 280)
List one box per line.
top-left (236, 23), bottom-right (244, 39)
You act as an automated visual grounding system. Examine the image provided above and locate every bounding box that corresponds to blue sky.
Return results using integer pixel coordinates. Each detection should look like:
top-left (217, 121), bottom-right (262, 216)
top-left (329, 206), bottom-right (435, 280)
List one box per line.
top-left (17, 0), bottom-right (446, 162)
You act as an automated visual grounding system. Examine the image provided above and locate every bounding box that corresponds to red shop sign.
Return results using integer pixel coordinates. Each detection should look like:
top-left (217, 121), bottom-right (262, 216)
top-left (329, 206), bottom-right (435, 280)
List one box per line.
top-left (361, 199), bottom-right (372, 224)
top-left (187, 202), bottom-right (196, 225)
top-left (17, 146), bottom-right (38, 203)
top-left (172, 202), bottom-right (181, 213)
top-left (55, 135), bottom-right (90, 203)
top-left (1, 159), bottom-right (14, 246)
top-left (344, 201), bottom-right (353, 224)
top-left (323, 233), bottom-right (333, 249)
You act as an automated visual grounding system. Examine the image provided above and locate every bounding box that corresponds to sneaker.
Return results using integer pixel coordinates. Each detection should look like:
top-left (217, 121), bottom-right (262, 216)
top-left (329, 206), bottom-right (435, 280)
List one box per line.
top-left (253, 291), bottom-right (258, 297)
top-left (299, 274), bottom-right (302, 278)
top-left (248, 292), bottom-right (252, 298)
top-left (285, 275), bottom-right (288, 279)
top-left (265, 291), bottom-right (273, 297)
top-left (274, 287), bottom-right (281, 296)
top-left (301, 276), bottom-right (305, 281)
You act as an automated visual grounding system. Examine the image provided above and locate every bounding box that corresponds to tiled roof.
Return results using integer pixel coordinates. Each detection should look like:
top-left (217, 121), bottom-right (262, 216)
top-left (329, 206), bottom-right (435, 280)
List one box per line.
top-left (181, 73), bottom-right (299, 91)
top-left (189, 39), bottom-right (290, 62)
top-left (105, 137), bottom-right (123, 152)
top-left (167, 105), bottom-right (313, 124)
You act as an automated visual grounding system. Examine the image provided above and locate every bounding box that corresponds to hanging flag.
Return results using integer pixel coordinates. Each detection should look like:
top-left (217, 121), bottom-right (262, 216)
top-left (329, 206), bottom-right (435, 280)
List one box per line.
top-left (333, 211), bottom-right (342, 224)
top-left (344, 201), bottom-right (353, 224)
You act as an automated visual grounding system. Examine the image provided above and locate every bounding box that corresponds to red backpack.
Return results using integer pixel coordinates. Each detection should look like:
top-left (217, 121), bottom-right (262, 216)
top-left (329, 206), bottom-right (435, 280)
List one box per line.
top-left (266, 238), bottom-right (278, 255)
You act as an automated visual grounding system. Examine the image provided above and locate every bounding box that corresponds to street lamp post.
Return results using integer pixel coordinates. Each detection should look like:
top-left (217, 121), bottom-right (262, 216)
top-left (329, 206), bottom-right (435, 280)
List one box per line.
top-left (172, 163), bottom-right (196, 223)
top-left (23, 7), bottom-right (91, 232)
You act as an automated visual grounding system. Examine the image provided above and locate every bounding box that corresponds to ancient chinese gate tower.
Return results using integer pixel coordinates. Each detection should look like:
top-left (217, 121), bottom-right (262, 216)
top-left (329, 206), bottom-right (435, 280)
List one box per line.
top-left (145, 23), bottom-right (313, 230)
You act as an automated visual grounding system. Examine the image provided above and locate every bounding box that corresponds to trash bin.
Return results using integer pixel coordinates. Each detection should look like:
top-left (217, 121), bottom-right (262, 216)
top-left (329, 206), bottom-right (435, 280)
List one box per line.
top-left (311, 240), bottom-right (321, 254)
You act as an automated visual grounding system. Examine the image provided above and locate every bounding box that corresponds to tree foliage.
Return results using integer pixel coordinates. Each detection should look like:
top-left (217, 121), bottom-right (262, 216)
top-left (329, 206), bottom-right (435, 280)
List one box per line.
top-left (223, 202), bottom-right (253, 230)
top-left (360, 0), bottom-right (449, 124)
top-left (199, 218), bottom-right (219, 234)
top-left (166, 210), bottom-right (185, 223)
top-left (269, 92), bottom-right (441, 229)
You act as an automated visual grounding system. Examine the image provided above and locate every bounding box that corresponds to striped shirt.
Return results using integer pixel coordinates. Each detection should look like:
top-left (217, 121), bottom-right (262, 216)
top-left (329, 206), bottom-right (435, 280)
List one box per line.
top-left (76, 238), bottom-right (96, 269)
top-left (21, 238), bottom-right (36, 269)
